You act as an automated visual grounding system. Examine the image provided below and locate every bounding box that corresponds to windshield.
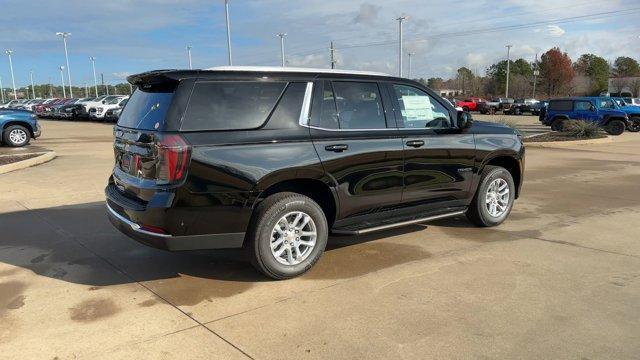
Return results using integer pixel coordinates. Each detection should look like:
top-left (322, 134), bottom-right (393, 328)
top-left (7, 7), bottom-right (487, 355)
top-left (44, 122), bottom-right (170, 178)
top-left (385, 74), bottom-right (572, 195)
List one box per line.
top-left (117, 88), bottom-right (173, 130)
top-left (106, 97), bottom-right (123, 105)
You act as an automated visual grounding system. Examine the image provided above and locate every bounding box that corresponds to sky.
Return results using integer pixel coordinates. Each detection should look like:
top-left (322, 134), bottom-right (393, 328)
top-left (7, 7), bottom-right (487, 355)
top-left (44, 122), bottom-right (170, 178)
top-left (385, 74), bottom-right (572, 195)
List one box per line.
top-left (0, 0), bottom-right (639, 88)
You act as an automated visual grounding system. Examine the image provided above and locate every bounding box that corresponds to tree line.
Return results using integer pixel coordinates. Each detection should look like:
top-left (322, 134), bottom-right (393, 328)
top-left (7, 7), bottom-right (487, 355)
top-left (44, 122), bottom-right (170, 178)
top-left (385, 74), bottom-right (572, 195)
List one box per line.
top-left (1, 83), bottom-right (135, 100)
top-left (418, 48), bottom-right (640, 99)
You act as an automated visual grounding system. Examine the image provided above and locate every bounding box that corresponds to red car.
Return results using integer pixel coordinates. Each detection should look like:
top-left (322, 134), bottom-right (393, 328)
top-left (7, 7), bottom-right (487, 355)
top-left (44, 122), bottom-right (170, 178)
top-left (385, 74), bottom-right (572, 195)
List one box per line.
top-left (455, 97), bottom-right (484, 112)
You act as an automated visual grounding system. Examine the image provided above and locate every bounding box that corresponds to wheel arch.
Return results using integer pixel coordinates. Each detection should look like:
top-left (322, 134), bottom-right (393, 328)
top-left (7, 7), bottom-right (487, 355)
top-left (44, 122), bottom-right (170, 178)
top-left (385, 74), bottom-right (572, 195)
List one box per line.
top-left (2, 121), bottom-right (35, 137)
top-left (253, 177), bottom-right (339, 228)
top-left (480, 153), bottom-right (523, 199)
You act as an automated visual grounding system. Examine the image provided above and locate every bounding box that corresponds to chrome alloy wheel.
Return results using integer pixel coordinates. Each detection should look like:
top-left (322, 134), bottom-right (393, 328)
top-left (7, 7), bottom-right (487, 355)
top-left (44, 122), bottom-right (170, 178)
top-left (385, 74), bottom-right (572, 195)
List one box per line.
top-left (9, 129), bottom-right (27, 145)
top-left (485, 178), bottom-right (510, 218)
top-left (270, 211), bottom-right (317, 266)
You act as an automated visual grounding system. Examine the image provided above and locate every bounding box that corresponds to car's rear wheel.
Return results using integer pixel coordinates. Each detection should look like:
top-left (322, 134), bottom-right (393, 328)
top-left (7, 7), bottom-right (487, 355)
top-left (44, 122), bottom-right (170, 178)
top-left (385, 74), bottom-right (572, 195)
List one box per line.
top-left (466, 165), bottom-right (515, 227)
top-left (3, 125), bottom-right (31, 147)
top-left (605, 119), bottom-right (625, 136)
top-left (514, 107), bottom-right (521, 115)
top-left (246, 192), bottom-right (328, 279)
top-left (627, 117), bottom-right (640, 132)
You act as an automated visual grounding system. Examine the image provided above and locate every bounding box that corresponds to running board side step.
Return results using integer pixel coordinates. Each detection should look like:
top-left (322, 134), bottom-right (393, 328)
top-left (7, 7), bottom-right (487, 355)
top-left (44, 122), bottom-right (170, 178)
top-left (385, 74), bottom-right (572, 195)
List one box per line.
top-left (332, 210), bottom-right (467, 235)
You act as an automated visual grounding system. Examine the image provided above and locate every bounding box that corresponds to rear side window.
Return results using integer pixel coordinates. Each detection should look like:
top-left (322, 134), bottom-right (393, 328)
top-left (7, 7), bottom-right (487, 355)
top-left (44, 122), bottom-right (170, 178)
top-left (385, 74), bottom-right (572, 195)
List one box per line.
top-left (117, 89), bottom-right (174, 130)
top-left (548, 100), bottom-right (573, 111)
top-left (181, 81), bottom-right (287, 131)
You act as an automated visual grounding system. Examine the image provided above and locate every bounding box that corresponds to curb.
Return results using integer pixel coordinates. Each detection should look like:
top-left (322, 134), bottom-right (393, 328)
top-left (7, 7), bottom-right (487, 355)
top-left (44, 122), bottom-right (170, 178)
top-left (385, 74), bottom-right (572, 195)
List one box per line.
top-left (0, 151), bottom-right (57, 175)
top-left (525, 136), bottom-right (612, 148)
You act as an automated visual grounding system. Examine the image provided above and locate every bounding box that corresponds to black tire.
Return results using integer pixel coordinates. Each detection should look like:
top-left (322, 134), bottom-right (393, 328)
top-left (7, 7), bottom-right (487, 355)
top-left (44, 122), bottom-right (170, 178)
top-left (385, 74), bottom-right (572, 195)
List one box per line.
top-left (462, 106), bottom-right (469, 112)
top-left (514, 107), bottom-right (522, 115)
top-left (466, 165), bottom-right (515, 227)
top-left (2, 125), bottom-right (31, 147)
top-left (627, 117), bottom-right (640, 133)
top-left (605, 119), bottom-right (625, 136)
top-left (246, 192), bottom-right (328, 279)
top-left (551, 118), bottom-right (565, 132)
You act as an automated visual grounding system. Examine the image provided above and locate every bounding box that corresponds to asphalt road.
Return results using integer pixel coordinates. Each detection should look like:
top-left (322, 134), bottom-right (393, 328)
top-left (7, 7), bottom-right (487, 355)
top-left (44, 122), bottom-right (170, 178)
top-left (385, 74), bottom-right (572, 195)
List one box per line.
top-left (1, 118), bottom-right (639, 359)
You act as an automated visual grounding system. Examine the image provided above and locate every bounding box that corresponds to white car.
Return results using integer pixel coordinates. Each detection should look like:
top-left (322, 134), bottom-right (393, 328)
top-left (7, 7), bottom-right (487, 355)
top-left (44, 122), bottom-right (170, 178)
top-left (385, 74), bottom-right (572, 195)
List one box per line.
top-left (90, 96), bottom-right (128, 120)
top-left (82, 95), bottom-right (122, 113)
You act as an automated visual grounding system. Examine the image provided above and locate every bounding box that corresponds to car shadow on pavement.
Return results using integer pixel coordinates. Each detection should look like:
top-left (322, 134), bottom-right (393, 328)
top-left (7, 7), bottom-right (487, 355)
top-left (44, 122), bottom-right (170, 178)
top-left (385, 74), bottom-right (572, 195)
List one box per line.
top-left (0, 201), bottom-right (431, 287)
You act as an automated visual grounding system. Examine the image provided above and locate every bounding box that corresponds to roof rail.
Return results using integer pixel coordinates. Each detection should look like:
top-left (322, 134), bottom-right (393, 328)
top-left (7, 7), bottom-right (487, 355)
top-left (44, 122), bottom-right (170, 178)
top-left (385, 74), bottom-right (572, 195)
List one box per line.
top-left (204, 66), bottom-right (392, 77)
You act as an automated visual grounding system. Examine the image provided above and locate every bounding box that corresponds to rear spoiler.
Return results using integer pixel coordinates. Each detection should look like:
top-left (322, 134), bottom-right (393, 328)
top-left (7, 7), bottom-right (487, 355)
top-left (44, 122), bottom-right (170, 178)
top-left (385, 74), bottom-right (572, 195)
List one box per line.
top-left (127, 70), bottom-right (200, 89)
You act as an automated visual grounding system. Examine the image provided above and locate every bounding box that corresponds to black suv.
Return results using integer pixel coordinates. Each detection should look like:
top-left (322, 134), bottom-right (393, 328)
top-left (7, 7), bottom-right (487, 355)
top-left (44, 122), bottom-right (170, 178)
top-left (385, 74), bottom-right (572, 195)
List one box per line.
top-left (106, 67), bottom-right (525, 279)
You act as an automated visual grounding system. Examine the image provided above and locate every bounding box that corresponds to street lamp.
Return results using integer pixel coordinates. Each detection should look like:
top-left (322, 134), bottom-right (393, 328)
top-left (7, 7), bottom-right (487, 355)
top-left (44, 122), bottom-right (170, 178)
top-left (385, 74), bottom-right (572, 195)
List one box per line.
top-left (187, 45), bottom-right (193, 69)
top-left (224, 0), bottom-right (233, 65)
top-left (505, 44), bottom-right (512, 98)
top-left (29, 70), bottom-right (35, 99)
top-left (89, 56), bottom-right (98, 97)
top-left (56, 32), bottom-right (73, 97)
top-left (59, 66), bottom-right (66, 98)
top-left (5, 50), bottom-right (17, 100)
top-left (396, 16), bottom-right (407, 77)
top-left (277, 33), bottom-right (287, 67)
top-left (407, 52), bottom-right (414, 79)
top-left (0, 76), bottom-right (5, 103)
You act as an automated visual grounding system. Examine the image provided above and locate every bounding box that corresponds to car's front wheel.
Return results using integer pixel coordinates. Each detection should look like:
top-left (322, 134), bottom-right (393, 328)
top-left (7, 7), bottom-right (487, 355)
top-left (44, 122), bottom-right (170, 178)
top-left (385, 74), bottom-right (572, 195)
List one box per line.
top-left (467, 165), bottom-right (515, 227)
top-left (605, 119), bottom-right (625, 136)
top-left (3, 125), bottom-right (31, 147)
top-left (246, 192), bottom-right (328, 279)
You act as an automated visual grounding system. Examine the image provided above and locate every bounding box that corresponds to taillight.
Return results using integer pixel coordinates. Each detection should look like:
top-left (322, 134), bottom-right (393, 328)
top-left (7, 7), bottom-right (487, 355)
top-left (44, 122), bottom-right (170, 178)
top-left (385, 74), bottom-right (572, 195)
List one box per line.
top-left (155, 134), bottom-right (191, 185)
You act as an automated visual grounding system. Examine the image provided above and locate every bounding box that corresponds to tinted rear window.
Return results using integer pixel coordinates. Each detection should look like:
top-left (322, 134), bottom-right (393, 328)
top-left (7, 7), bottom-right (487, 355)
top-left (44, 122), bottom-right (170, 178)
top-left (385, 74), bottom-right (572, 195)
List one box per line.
top-left (181, 81), bottom-right (287, 131)
top-left (117, 89), bottom-right (174, 130)
top-left (548, 100), bottom-right (573, 111)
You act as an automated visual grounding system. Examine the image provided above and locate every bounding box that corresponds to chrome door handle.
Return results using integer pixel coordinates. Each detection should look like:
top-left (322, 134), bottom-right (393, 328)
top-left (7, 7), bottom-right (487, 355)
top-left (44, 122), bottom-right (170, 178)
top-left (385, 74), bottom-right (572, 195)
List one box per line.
top-left (325, 144), bottom-right (348, 152)
top-left (406, 140), bottom-right (425, 148)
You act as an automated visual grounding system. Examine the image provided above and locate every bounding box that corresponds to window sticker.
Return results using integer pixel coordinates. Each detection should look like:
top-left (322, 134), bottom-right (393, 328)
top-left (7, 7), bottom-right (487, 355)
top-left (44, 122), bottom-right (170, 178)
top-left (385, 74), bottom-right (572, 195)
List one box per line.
top-left (401, 95), bottom-right (433, 121)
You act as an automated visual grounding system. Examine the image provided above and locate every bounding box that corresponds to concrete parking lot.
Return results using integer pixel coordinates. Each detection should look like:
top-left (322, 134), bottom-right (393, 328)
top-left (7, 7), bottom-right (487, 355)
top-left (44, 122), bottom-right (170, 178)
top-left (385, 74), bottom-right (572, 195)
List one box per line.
top-left (1, 116), bottom-right (639, 359)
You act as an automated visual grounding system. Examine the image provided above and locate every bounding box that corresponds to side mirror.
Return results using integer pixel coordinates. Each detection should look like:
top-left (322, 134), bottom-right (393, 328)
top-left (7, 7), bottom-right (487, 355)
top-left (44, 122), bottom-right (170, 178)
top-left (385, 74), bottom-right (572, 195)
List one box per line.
top-left (457, 111), bottom-right (473, 129)
top-left (590, 105), bottom-right (596, 111)
top-left (102, 100), bottom-right (106, 104)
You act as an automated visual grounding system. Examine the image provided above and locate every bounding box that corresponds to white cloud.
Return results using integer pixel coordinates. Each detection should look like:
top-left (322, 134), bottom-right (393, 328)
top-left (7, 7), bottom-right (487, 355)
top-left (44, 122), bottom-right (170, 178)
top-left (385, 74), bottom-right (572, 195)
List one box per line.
top-left (547, 25), bottom-right (566, 37)
top-left (353, 3), bottom-right (380, 26)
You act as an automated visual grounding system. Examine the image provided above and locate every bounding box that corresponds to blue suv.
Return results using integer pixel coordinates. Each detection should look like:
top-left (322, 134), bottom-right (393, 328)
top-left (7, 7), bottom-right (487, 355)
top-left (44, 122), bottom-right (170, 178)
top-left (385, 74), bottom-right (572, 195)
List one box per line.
top-left (0, 108), bottom-right (41, 147)
top-left (540, 97), bottom-right (630, 135)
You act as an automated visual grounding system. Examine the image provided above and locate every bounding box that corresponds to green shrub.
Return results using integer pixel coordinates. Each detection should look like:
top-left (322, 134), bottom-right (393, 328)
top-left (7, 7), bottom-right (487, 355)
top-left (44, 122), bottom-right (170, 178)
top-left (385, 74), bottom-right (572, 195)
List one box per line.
top-left (562, 120), bottom-right (603, 138)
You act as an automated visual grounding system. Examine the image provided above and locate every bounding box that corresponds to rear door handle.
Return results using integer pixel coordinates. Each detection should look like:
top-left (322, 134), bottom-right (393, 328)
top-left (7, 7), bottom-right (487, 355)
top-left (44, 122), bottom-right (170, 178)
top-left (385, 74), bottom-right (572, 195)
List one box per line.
top-left (406, 140), bottom-right (425, 148)
top-left (325, 144), bottom-right (348, 152)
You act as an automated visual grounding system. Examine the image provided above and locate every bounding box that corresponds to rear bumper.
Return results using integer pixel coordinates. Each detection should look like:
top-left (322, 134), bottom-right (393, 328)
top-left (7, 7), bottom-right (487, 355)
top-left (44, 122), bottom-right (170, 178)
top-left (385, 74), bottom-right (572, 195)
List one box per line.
top-left (106, 202), bottom-right (245, 251)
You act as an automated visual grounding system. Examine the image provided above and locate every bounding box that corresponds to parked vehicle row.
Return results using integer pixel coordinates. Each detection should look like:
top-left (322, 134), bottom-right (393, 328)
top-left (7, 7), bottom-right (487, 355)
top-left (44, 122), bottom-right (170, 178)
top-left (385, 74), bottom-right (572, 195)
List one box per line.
top-left (1, 95), bottom-right (129, 123)
top-left (539, 96), bottom-right (640, 135)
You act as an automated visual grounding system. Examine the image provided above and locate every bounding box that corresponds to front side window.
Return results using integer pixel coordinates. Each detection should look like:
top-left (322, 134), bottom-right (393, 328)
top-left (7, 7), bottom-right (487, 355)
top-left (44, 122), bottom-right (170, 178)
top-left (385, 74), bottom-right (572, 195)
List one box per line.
top-left (392, 84), bottom-right (451, 129)
top-left (182, 81), bottom-right (286, 131)
top-left (575, 101), bottom-right (593, 111)
top-left (599, 99), bottom-right (615, 109)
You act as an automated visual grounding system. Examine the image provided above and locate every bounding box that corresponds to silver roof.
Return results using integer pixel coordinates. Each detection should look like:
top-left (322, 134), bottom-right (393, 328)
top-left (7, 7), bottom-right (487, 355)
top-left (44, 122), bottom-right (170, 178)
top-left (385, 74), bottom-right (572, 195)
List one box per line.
top-left (205, 66), bottom-right (392, 77)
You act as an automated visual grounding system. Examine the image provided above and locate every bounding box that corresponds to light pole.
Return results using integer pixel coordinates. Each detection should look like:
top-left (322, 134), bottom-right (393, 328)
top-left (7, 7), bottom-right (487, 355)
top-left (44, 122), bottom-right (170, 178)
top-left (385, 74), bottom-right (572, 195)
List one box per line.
top-left (5, 50), bottom-right (17, 100)
top-left (29, 70), bottom-right (35, 99)
top-left (89, 56), bottom-right (98, 97)
top-left (56, 32), bottom-right (73, 97)
top-left (505, 44), bottom-right (512, 98)
top-left (224, 0), bottom-right (233, 65)
top-left (59, 66), bottom-right (66, 98)
top-left (532, 53), bottom-right (539, 98)
top-left (187, 45), bottom-right (193, 69)
top-left (0, 76), bottom-right (4, 103)
top-left (407, 52), bottom-right (414, 79)
top-left (396, 16), bottom-right (407, 77)
top-left (277, 33), bottom-right (287, 67)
